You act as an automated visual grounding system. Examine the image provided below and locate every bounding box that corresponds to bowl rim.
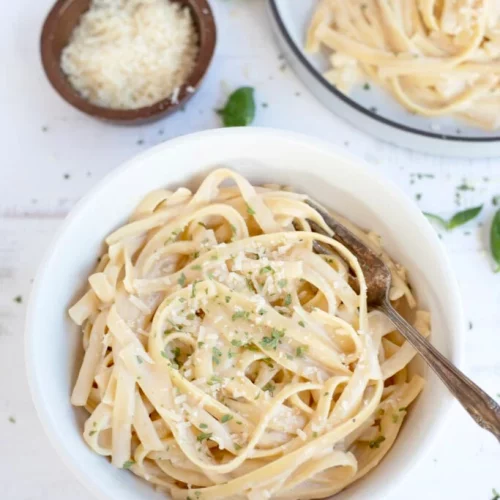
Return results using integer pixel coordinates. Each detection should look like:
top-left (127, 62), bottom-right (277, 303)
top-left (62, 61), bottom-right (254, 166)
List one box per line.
top-left (40, 0), bottom-right (217, 123)
top-left (268, 0), bottom-right (500, 144)
top-left (25, 127), bottom-right (465, 500)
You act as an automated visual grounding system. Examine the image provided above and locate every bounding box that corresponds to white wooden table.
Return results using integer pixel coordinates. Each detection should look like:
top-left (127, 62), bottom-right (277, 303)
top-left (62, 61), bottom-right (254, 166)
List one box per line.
top-left (1, 0), bottom-right (499, 498)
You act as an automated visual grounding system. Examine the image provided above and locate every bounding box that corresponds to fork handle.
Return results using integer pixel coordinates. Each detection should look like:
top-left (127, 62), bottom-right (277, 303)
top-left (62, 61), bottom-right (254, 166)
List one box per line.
top-left (379, 300), bottom-right (500, 442)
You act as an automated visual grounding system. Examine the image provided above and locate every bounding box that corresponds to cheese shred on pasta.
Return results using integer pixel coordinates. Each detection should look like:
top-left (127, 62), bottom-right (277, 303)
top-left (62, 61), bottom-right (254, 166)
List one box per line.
top-left (307, 0), bottom-right (500, 130)
top-left (69, 169), bottom-right (429, 499)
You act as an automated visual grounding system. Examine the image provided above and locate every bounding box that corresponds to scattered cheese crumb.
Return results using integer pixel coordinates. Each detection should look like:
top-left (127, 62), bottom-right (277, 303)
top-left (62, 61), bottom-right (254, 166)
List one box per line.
top-left (174, 395), bottom-right (187, 405)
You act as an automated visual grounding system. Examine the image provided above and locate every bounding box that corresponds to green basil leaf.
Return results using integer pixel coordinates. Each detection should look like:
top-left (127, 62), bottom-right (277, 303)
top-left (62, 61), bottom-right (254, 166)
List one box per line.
top-left (490, 209), bottom-right (500, 272)
top-left (423, 213), bottom-right (448, 229)
top-left (425, 206), bottom-right (482, 231)
top-left (218, 87), bottom-right (255, 127)
top-left (447, 205), bottom-right (482, 230)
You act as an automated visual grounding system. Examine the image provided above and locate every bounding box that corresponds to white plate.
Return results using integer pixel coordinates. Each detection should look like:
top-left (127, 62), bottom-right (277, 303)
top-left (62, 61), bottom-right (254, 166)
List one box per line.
top-left (268, 0), bottom-right (500, 158)
top-left (26, 128), bottom-right (464, 500)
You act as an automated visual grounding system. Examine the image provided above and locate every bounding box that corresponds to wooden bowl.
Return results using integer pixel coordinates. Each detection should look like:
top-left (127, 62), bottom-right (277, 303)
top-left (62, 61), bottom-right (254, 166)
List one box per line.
top-left (40, 0), bottom-right (216, 123)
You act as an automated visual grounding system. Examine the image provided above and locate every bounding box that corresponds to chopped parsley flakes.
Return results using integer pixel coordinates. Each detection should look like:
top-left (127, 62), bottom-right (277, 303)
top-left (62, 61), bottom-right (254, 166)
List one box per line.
top-left (246, 203), bottom-right (256, 216)
top-left (123, 460), bottom-right (135, 469)
top-left (191, 280), bottom-right (200, 298)
top-left (212, 346), bottom-right (222, 365)
top-left (368, 435), bottom-right (386, 449)
top-left (208, 375), bottom-right (222, 385)
top-left (221, 414), bottom-right (233, 423)
top-left (259, 265), bottom-right (274, 275)
top-left (197, 432), bottom-right (213, 442)
top-left (171, 347), bottom-right (181, 367)
top-left (262, 382), bottom-right (275, 395)
top-left (296, 345), bottom-right (309, 358)
top-left (232, 310), bottom-right (250, 321)
top-left (260, 328), bottom-right (285, 350)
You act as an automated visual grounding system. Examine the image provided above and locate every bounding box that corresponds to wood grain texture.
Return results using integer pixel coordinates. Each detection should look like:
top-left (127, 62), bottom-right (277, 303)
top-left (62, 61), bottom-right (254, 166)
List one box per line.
top-left (0, 0), bottom-right (499, 498)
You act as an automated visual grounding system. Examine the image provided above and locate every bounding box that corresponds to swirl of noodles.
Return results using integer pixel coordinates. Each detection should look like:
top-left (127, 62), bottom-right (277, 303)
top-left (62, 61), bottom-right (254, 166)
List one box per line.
top-left (306, 0), bottom-right (500, 130)
top-left (69, 168), bottom-right (429, 499)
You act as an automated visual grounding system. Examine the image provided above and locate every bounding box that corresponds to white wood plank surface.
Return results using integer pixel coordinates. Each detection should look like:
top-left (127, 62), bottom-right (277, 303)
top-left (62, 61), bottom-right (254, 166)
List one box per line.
top-left (0, 0), bottom-right (499, 499)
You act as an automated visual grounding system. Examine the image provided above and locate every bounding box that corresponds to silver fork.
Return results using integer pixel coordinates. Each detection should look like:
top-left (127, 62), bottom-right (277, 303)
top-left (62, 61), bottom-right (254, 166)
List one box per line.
top-left (305, 199), bottom-right (500, 442)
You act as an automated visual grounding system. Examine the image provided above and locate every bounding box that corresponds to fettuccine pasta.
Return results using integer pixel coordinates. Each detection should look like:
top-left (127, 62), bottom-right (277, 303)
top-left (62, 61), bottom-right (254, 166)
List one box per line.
top-left (69, 169), bottom-right (429, 499)
top-left (307, 0), bottom-right (500, 129)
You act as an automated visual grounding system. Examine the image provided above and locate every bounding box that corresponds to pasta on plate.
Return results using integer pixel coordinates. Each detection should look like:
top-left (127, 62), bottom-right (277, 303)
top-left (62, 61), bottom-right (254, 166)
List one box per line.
top-left (69, 169), bottom-right (429, 500)
top-left (307, 0), bottom-right (500, 130)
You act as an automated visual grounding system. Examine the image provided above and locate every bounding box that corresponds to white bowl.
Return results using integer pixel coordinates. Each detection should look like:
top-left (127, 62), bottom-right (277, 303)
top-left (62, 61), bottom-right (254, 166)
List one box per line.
top-left (25, 128), bottom-right (464, 500)
top-left (268, 0), bottom-right (500, 158)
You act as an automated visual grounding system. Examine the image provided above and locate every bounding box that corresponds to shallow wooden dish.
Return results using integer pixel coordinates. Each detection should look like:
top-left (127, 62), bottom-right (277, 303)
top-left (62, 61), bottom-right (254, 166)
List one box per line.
top-left (40, 0), bottom-right (216, 123)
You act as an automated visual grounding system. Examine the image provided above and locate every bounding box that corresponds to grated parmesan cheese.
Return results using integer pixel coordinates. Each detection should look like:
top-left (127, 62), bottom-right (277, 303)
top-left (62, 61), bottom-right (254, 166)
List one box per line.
top-left (61, 0), bottom-right (198, 109)
top-left (174, 394), bottom-right (187, 405)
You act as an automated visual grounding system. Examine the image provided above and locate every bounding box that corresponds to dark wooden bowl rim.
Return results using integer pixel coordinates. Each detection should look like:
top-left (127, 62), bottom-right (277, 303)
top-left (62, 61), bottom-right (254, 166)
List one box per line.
top-left (40, 0), bottom-right (217, 123)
